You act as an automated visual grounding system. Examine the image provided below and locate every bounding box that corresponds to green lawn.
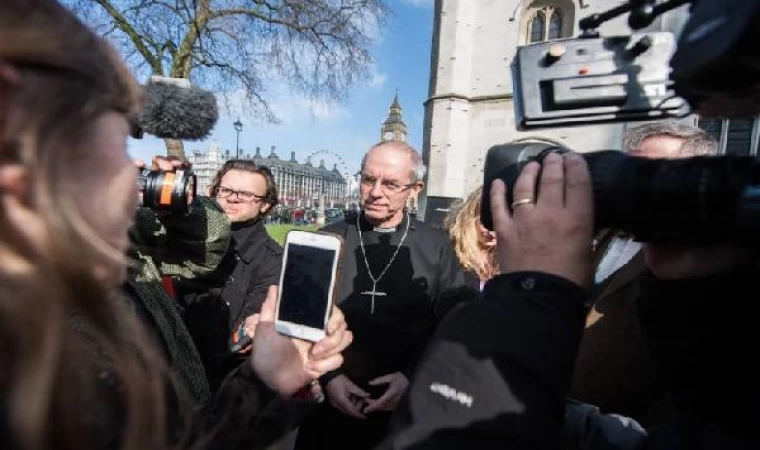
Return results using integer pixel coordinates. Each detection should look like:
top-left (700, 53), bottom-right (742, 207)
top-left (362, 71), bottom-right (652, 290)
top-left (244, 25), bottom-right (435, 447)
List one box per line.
top-left (265, 223), bottom-right (320, 246)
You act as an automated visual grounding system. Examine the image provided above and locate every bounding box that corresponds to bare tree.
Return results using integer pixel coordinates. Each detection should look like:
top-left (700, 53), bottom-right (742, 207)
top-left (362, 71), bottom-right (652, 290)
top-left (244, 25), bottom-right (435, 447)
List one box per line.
top-left (65, 0), bottom-right (388, 158)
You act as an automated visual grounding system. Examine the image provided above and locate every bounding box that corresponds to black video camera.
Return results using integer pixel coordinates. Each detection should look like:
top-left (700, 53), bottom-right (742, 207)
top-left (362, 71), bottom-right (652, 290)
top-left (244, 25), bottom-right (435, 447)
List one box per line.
top-left (482, 0), bottom-right (760, 245)
top-left (137, 168), bottom-right (197, 213)
top-left (512, 0), bottom-right (760, 128)
top-left (481, 143), bottom-right (760, 246)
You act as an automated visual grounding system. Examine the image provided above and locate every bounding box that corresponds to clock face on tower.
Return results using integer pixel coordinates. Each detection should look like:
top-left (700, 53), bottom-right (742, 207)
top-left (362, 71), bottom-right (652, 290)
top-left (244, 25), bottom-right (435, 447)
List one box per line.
top-left (383, 131), bottom-right (395, 141)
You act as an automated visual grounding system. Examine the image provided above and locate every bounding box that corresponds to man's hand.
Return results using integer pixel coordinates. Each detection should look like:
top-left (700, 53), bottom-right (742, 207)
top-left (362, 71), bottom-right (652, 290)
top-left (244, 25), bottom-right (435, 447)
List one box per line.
top-left (644, 244), bottom-right (753, 280)
top-left (325, 375), bottom-right (369, 419)
top-left (251, 286), bottom-right (353, 397)
top-left (232, 313), bottom-right (260, 354)
top-left (490, 152), bottom-right (594, 288)
top-left (362, 372), bottom-right (409, 414)
top-left (133, 155), bottom-right (190, 172)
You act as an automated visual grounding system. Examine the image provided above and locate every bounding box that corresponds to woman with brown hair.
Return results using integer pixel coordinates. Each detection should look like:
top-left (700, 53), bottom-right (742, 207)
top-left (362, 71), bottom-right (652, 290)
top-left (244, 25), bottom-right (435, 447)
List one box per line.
top-left (444, 187), bottom-right (499, 290)
top-left (0, 1), bottom-right (351, 449)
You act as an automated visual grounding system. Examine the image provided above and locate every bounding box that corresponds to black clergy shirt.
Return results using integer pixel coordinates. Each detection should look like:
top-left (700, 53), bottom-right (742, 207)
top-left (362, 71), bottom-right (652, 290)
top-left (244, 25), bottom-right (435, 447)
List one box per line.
top-left (320, 212), bottom-right (471, 390)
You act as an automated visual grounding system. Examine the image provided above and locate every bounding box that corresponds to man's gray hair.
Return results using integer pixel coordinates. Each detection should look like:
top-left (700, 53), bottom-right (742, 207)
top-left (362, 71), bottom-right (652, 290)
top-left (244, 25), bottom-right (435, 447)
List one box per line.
top-left (361, 142), bottom-right (428, 183)
top-left (622, 120), bottom-right (718, 156)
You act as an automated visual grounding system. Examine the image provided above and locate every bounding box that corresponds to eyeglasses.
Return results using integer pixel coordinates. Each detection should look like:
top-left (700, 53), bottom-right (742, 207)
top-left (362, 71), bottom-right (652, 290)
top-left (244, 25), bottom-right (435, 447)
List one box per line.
top-left (216, 186), bottom-right (266, 203)
top-left (359, 174), bottom-right (417, 194)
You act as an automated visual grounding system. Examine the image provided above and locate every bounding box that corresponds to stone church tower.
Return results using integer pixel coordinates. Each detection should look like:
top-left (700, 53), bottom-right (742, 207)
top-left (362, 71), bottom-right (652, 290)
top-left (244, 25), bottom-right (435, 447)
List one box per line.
top-left (380, 92), bottom-right (408, 142)
top-left (420, 0), bottom-right (695, 225)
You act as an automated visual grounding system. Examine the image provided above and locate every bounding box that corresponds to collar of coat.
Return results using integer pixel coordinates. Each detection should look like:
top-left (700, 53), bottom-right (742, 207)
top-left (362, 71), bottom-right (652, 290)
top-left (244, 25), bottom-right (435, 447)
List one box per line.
top-left (231, 218), bottom-right (270, 264)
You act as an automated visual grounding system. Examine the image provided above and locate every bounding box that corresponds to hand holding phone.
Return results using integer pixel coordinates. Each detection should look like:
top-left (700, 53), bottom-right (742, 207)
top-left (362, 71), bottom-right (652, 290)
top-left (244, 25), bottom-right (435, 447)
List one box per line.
top-left (251, 286), bottom-right (353, 397)
top-left (275, 231), bottom-right (342, 342)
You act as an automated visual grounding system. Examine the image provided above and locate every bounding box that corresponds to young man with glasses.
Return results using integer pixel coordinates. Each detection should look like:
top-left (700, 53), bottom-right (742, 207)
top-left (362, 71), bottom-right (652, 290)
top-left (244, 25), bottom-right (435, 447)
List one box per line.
top-left (174, 159), bottom-right (283, 390)
top-left (295, 141), bottom-right (469, 450)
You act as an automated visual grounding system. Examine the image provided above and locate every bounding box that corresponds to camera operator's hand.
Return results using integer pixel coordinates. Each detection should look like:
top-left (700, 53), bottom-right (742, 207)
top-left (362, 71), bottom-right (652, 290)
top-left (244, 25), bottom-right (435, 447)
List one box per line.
top-left (644, 244), bottom-right (754, 280)
top-left (133, 155), bottom-right (189, 172)
top-left (490, 153), bottom-right (594, 288)
top-left (251, 286), bottom-right (353, 397)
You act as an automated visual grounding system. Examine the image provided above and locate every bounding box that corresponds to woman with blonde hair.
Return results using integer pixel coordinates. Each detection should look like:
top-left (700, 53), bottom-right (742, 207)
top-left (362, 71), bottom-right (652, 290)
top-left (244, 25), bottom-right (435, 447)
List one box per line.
top-left (0, 1), bottom-right (350, 449)
top-left (444, 187), bottom-right (499, 290)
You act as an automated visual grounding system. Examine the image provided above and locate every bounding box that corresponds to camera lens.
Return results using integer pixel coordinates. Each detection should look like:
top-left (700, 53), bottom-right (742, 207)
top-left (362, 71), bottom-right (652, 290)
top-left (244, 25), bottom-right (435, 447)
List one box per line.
top-left (137, 168), bottom-right (196, 212)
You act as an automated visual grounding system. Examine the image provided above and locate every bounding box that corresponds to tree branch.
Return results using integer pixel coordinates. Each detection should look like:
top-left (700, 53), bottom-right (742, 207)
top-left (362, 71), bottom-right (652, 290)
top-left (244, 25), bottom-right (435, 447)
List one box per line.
top-left (210, 8), bottom-right (315, 30)
top-left (93, 0), bottom-right (164, 74)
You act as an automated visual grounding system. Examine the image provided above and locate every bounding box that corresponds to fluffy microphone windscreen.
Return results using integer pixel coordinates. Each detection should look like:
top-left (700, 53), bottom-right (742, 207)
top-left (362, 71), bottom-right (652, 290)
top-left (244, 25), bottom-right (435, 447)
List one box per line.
top-left (138, 82), bottom-right (219, 140)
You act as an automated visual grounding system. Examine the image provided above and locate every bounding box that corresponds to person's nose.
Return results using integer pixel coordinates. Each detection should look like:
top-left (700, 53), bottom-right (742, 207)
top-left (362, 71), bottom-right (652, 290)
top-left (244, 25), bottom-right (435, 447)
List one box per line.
top-left (369, 180), bottom-right (384, 198)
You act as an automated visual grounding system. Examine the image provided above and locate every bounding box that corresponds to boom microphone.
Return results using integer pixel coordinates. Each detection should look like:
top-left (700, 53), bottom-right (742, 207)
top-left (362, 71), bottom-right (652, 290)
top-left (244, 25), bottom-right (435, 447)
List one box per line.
top-left (132, 77), bottom-right (219, 140)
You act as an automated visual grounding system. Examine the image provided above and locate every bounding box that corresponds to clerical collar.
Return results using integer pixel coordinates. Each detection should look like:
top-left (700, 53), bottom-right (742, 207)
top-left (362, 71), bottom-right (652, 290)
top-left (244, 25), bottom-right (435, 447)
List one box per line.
top-left (358, 210), bottom-right (411, 233)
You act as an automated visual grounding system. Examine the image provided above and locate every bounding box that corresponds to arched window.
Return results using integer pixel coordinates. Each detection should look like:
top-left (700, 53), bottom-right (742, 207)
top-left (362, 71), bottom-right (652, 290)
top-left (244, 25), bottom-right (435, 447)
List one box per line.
top-left (523, 2), bottom-right (574, 44)
top-left (549, 10), bottom-right (563, 40)
top-left (529, 11), bottom-right (545, 43)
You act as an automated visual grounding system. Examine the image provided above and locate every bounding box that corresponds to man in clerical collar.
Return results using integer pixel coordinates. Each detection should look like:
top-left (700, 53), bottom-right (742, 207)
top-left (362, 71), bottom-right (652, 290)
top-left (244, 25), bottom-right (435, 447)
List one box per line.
top-left (295, 142), bottom-right (470, 450)
top-left (175, 159), bottom-right (283, 390)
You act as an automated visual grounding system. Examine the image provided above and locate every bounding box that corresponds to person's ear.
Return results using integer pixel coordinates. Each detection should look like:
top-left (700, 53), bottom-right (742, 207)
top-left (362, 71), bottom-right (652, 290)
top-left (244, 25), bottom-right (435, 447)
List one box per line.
top-left (260, 202), bottom-right (271, 215)
top-left (411, 181), bottom-right (424, 196)
top-left (205, 185), bottom-right (212, 197)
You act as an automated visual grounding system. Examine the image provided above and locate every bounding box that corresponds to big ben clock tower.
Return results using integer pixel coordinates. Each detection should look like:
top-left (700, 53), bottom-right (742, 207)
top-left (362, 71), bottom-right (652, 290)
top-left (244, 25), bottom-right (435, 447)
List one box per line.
top-left (380, 92), bottom-right (407, 142)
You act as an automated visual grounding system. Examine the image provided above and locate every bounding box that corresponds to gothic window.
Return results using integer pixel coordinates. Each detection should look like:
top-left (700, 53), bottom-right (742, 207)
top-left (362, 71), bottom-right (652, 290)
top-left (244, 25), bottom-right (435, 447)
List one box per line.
top-left (526, 6), bottom-right (566, 43)
top-left (529, 11), bottom-right (545, 43)
top-left (549, 10), bottom-right (563, 40)
top-left (519, 0), bottom-right (575, 44)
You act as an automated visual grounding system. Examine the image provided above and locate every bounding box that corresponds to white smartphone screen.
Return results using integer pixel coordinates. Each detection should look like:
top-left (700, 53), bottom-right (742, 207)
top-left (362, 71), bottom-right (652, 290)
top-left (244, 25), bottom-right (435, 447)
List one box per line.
top-left (278, 243), bottom-right (337, 329)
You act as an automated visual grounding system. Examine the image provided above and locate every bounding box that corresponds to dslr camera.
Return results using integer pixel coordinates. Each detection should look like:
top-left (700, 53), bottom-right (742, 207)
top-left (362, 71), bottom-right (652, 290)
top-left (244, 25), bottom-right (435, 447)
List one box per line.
top-left (482, 0), bottom-right (760, 246)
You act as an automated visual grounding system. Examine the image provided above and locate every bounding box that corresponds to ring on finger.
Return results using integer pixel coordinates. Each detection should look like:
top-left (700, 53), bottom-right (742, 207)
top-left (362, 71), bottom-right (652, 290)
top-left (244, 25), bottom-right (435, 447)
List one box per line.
top-left (511, 198), bottom-right (534, 209)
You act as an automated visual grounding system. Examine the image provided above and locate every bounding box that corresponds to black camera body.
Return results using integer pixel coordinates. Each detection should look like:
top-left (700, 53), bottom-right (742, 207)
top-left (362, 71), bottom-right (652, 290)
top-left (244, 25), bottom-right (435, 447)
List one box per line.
top-left (481, 143), bottom-right (760, 247)
top-left (511, 0), bottom-right (760, 128)
top-left (137, 168), bottom-right (197, 213)
top-left (513, 32), bottom-right (685, 129)
top-left (481, 0), bottom-right (760, 247)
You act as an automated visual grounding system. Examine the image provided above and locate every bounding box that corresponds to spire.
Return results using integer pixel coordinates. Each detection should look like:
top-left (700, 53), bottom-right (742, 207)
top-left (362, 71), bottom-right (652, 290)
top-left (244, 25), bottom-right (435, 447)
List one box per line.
top-left (268, 145), bottom-right (278, 159)
top-left (380, 90), bottom-right (407, 142)
top-left (290, 151), bottom-right (298, 163)
top-left (254, 146), bottom-right (261, 158)
top-left (391, 88), bottom-right (401, 110)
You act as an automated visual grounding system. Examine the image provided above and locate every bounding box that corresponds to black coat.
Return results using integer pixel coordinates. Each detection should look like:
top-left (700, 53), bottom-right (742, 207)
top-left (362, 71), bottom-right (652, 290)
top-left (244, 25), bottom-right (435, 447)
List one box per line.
top-left (174, 218), bottom-right (283, 390)
top-left (318, 213), bottom-right (471, 388)
top-left (383, 267), bottom-right (760, 450)
top-left (382, 272), bottom-right (587, 450)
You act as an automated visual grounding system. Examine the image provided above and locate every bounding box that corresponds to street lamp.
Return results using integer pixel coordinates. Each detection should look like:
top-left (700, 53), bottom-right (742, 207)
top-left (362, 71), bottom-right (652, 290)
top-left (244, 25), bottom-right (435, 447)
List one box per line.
top-left (233, 118), bottom-right (243, 159)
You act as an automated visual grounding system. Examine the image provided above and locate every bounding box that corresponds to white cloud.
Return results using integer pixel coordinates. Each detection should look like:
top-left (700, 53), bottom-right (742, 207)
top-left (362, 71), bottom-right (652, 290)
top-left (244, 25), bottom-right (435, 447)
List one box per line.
top-left (369, 72), bottom-right (387, 88)
top-left (300, 97), bottom-right (350, 122)
top-left (214, 87), bottom-right (349, 125)
top-left (401, 0), bottom-right (434, 8)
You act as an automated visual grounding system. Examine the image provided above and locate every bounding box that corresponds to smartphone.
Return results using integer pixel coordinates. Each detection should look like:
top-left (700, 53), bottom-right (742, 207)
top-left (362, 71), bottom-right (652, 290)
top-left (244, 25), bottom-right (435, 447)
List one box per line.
top-left (275, 230), bottom-right (342, 342)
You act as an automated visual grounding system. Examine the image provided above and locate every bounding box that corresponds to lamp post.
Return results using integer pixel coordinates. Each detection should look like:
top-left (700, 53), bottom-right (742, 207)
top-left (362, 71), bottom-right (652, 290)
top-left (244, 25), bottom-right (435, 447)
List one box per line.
top-left (233, 118), bottom-right (243, 159)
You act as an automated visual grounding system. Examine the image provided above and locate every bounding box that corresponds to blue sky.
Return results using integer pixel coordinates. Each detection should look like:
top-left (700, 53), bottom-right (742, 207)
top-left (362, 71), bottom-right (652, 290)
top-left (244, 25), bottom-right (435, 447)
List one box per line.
top-left (128, 0), bottom-right (435, 176)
